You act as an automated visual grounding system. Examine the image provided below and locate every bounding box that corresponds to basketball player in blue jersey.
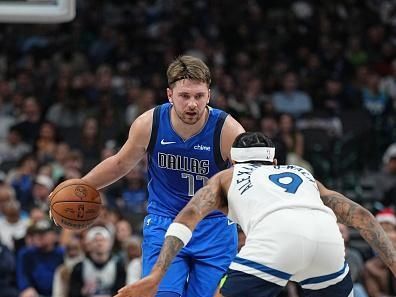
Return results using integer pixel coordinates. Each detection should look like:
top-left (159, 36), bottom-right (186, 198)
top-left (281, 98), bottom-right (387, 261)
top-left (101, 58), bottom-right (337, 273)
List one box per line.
top-left (117, 132), bottom-right (396, 297)
top-left (79, 55), bottom-right (245, 297)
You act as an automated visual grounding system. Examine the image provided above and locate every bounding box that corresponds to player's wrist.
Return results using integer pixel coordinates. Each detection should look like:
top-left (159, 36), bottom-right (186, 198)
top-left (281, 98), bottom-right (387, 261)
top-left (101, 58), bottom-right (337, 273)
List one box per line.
top-left (165, 222), bottom-right (192, 246)
top-left (150, 266), bottom-right (167, 281)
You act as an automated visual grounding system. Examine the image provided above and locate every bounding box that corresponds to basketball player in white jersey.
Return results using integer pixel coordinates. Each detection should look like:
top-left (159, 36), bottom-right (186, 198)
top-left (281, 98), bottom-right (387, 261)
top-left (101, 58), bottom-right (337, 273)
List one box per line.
top-left (115, 132), bottom-right (396, 297)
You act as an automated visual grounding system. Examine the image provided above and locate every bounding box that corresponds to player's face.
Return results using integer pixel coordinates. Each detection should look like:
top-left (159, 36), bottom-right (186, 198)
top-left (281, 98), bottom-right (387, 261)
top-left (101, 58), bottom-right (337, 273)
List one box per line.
top-left (167, 79), bottom-right (210, 125)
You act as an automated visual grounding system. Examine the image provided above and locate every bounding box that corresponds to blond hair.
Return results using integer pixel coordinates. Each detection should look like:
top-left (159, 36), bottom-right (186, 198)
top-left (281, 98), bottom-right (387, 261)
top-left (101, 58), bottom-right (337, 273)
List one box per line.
top-left (167, 55), bottom-right (211, 87)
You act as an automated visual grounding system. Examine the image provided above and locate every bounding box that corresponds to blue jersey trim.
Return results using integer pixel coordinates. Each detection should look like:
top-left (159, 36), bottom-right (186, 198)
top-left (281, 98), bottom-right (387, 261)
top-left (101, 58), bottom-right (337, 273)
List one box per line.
top-left (147, 106), bottom-right (161, 154)
top-left (300, 262), bottom-right (348, 285)
top-left (213, 111), bottom-right (228, 171)
top-left (233, 257), bottom-right (292, 280)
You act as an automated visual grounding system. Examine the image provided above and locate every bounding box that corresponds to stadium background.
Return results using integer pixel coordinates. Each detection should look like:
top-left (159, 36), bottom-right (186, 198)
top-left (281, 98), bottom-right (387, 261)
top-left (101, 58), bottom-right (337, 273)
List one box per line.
top-left (0, 0), bottom-right (395, 296)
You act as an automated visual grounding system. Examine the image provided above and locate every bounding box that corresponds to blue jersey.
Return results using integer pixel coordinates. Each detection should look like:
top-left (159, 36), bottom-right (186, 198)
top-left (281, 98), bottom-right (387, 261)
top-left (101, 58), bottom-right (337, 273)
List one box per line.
top-left (146, 103), bottom-right (229, 218)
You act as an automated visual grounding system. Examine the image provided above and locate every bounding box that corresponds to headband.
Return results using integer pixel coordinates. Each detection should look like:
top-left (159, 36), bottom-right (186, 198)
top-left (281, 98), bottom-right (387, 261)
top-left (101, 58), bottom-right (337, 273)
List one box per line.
top-left (230, 147), bottom-right (275, 162)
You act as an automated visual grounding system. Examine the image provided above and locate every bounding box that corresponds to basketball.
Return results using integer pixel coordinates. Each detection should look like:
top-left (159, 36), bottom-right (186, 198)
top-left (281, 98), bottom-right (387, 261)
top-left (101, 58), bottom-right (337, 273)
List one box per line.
top-left (49, 179), bottom-right (101, 230)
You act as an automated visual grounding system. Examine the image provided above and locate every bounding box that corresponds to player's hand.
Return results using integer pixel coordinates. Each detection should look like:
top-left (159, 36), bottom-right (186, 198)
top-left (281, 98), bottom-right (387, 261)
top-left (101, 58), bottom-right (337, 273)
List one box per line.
top-left (20, 287), bottom-right (39, 297)
top-left (47, 192), bottom-right (59, 226)
top-left (114, 274), bottom-right (160, 297)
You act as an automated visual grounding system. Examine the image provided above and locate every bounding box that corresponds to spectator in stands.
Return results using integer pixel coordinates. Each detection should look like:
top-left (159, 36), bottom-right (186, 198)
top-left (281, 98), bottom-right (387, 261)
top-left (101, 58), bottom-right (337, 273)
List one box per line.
top-left (29, 207), bottom-right (46, 225)
top-left (52, 236), bottom-right (84, 297)
top-left (364, 209), bottom-right (396, 297)
top-left (16, 219), bottom-right (64, 297)
top-left (69, 226), bottom-right (125, 297)
top-left (6, 153), bottom-right (38, 211)
top-left (0, 183), bottom-right (15, 217)
top-left (338, 223), bottom-right (368, 297)
top-left (112, 219), bottom-right (133, 260)
top-left (46, 96), bottom-right (87, 132)
top-left (28, 174), bottom-right (54, 212)
top-left (34, 121), bottom-right (59, 164)
top-left (119, 166), bottom-right (147, 226)
top-left (13, 97), bottom-right (43, 145)
top-left (61, 150), bottom-right (83, 180)
top-left (50, 142), bottom-right (71, 182)
top-left (0, 239), bottom-right (18, 297)
top-left (124, 85), bottom-right (142, 126)
top-left (361, 71), bottom-right (392, 117)
top-left (125, 89), bottom-right (156, 126)
top-left (0, 91), bottom-right (17, 142)
top-left (260, 116), bottom-right (287, 165)
top-left (0, 126), bottom-right (31, 172)
top-left (71, 117), bottom-right (101, 174)
top-left (125, 236), bottom-right (142, 285)
top-left (272, 71), bottom-right (313, 118)
top-left (379, 59), bottom-right (396, 109)
top-left (278, 113), bottom-right (312, 171)
top-left (0, 198), bottom-right (29, 251)
top-left (372, 143), bottom-right (396, 205)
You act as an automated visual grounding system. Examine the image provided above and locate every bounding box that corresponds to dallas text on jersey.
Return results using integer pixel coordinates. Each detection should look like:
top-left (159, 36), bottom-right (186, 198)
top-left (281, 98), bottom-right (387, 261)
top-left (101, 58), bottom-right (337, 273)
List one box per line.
top-left (158, 152), bottom-right (210, 175)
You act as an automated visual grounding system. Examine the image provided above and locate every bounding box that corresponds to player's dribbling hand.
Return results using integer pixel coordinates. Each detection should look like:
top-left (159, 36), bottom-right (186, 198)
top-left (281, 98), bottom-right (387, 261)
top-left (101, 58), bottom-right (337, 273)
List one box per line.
top-left (114, 275), bottom-right (160, 297)
top-left (47, 191), bottom-right (59, 226)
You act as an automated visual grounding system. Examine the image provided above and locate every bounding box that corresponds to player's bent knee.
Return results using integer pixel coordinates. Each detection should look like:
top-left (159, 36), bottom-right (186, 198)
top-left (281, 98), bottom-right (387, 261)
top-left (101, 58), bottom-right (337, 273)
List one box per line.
top-left (156, 291), bottom-right (181, 297)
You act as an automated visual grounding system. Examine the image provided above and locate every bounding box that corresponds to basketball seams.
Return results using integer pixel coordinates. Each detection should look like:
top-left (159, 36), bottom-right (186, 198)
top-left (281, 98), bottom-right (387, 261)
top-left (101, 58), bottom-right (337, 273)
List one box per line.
top-left (50, 182), bottom-right (99, 205)
top-left (49, 180), bottom-right (102, 229)
top-left (52, 200), bottom-right (102, 205)
top-left (51, 208), bottom-right (97, 222)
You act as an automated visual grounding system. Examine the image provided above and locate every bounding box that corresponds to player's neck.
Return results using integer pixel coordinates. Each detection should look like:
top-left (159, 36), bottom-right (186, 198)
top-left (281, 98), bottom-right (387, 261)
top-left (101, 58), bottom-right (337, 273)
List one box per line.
top-left (171, 107), bottom-right (209, 140)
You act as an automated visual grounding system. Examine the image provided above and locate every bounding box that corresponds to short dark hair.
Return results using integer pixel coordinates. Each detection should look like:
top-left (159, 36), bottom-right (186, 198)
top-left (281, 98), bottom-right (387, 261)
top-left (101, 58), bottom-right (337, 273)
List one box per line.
top-left (232, 132), bottom-right (275, 165)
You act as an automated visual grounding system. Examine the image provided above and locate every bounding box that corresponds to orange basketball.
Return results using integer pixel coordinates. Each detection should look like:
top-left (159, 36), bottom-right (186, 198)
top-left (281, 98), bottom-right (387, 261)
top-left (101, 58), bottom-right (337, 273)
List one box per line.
top-left (49, 179), bottom-right (101, 230)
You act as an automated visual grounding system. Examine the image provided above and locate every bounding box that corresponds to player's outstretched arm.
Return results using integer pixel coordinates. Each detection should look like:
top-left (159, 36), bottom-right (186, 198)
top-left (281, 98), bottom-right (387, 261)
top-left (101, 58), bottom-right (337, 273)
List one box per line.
top-left (114, 170), bottom-right (232, 297)
top-left (82, 109), bottom-right (153, 190)
top-left (317, 181), bottom-right (396, 276)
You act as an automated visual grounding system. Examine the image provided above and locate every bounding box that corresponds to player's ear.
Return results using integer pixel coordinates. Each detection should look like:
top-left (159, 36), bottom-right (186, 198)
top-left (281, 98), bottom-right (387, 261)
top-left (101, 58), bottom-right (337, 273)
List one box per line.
top-left (167, 87), bottom-right (173, 104)
top-left (207, 88), bottom-right (211, 104)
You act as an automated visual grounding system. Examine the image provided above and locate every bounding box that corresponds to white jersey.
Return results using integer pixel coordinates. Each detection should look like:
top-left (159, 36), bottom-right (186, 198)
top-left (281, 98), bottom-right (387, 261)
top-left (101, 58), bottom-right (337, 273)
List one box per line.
top-left (226, 163), bottom-right (348, 292)
top-left (227, 163), bottom-right (335, 237)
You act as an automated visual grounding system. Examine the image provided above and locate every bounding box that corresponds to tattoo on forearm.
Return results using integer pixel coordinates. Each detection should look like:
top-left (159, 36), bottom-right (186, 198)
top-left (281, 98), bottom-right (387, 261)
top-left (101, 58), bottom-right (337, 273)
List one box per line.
top-left (190, 186), bottom-right (218, 216)
top-left (154, 185), bottom-right (219, 276)
top-left (155, 236), bottom-right (184, 275)
top-left (321, 193), bottom-right (396, 267)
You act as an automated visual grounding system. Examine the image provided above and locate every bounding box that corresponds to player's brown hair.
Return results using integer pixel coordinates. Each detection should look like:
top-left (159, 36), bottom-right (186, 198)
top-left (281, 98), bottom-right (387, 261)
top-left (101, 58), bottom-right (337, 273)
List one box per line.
top-left (167, 55), bottom-right (211, 88)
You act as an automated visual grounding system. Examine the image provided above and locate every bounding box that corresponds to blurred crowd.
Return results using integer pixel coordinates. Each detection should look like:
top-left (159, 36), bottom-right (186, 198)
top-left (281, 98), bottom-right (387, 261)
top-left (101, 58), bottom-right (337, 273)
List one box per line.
top-left (0, 0), bottom-right (396, 296)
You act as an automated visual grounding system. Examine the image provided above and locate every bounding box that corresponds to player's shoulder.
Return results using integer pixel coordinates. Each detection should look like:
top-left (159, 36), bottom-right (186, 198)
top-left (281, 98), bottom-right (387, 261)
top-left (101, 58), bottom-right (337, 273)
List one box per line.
top-left (132, 108), bottom-right (155, 129)
top-left (127, 108), bottom-right (157, 143)
top-left (218, 114), bottom-right (245, 158)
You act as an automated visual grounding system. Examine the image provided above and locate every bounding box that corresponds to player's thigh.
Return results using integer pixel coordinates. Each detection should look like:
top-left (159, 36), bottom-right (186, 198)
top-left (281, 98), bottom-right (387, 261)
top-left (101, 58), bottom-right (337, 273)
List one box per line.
top-left (220, 269), bottom-right (284, 297)
top-left (183, 260), bottom-right (228, 297)
top-left (183, 218), bottom-right (238, 297)
top-left (142, 215), bottom-right (189, 295)
top-left (302, 272), bottom-right (353, 297)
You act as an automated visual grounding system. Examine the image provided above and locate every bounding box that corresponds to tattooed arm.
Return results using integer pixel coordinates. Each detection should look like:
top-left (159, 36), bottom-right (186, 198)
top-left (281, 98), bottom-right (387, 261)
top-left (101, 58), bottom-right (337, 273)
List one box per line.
top-left (151, 169), bottom-right (232, 279)
top-left (114, 169), bottom-right (233, 297)
top-left (317, 181), bottom-right (396, 276)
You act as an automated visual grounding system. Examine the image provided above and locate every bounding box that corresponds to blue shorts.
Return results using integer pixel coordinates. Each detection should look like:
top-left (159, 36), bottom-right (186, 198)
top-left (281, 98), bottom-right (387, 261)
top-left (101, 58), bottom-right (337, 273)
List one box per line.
top-left (142, 214), bottom-right (238, 297)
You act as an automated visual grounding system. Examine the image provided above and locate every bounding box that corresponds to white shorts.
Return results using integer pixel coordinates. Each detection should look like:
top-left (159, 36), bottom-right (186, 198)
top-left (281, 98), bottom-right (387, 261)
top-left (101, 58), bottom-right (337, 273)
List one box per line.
top-left (229, 208), bottom-right (348, 290)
